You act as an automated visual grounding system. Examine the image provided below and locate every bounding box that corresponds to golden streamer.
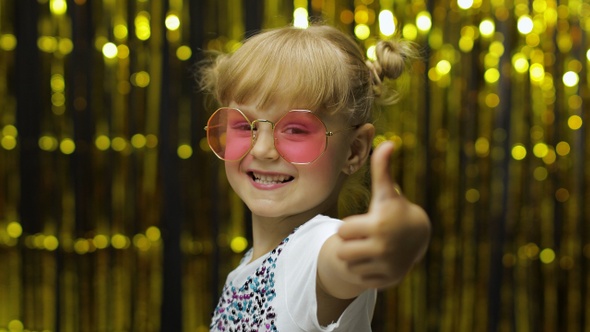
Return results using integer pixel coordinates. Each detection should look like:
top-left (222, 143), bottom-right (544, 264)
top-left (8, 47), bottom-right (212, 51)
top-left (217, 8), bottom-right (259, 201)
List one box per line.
top-left (0, 0), bottom-right (588, 331)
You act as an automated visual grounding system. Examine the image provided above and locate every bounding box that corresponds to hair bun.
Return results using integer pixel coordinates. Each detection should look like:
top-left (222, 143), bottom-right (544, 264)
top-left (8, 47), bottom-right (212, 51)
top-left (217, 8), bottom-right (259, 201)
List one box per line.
top-left (373, 40), bottom-right (415, 80)
top-left (365, 39), bottom-right (418, 104)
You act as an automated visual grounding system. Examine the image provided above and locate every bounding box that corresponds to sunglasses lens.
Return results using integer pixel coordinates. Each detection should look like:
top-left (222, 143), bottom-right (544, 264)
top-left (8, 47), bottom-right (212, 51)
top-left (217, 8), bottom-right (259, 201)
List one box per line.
top-left (207, 108), bottom-right (252, 161)
top-left (274, 111), bottom-right (327, 164)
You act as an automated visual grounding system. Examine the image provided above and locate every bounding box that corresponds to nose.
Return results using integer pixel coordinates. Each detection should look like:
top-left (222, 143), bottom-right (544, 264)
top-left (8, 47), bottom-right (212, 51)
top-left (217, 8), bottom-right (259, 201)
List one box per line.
top-left (249, 121), bottom-right (280, 161)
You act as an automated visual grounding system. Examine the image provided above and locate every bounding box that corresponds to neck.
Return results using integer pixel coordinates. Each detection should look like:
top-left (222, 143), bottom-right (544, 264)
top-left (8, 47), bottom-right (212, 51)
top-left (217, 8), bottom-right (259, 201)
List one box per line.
top-left (248, 201), bottom-right (339, 262)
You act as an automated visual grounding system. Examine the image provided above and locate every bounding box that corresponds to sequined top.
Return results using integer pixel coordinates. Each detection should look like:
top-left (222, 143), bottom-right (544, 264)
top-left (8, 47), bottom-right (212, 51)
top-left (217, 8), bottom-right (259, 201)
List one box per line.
top-left (210, 214), bottom-right (377, 332)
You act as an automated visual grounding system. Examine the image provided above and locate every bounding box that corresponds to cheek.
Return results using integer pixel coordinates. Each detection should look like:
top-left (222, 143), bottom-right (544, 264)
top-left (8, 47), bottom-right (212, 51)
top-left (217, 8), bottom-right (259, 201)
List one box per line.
top-left (225, 139), bottom-right (251, 160)
top-left (305, 145), bottom-right (348, 183)
top-left (321, 138), bottom-right (351, 170)
top-left (224, 162), bottom-right (242, 189)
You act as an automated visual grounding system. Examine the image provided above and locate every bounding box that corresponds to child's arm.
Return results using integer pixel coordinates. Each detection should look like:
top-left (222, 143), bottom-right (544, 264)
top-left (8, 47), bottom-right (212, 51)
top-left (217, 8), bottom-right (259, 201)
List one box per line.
top-left (318, 141), bottom-right (431, 300)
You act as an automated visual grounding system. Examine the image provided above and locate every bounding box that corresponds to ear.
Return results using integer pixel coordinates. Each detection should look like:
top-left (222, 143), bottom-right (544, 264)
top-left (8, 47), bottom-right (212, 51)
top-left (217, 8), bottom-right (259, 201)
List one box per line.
top-left (343, 123), bottom-right (375, 175)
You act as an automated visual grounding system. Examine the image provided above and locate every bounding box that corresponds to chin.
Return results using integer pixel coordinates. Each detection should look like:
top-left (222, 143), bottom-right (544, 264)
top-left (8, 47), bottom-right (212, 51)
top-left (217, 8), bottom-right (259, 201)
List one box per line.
top-left (244, 202), bottom-right (281, 218)
top-left (246, 202), bottom-right (309, 220)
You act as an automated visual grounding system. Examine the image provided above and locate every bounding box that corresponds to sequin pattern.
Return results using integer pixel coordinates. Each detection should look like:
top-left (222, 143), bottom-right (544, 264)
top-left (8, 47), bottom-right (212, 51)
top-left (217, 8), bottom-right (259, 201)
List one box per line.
top-left (211, 237), bottom-right (289, 331)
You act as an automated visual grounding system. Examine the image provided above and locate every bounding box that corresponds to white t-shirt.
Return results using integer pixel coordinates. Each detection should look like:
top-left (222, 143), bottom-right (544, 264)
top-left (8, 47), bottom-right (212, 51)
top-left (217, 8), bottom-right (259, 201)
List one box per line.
top-left (210, 214), bottom-right (377, 331)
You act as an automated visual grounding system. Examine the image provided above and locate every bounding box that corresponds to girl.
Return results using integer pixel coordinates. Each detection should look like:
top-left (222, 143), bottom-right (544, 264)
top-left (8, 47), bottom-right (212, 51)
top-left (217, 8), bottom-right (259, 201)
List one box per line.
top-left (200, 24), bottom-right (431, 331)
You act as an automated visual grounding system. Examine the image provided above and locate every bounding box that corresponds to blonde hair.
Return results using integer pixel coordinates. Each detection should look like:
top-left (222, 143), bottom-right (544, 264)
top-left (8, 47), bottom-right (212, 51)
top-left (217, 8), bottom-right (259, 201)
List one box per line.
top-left (198, 24), bottom-right (417, 216)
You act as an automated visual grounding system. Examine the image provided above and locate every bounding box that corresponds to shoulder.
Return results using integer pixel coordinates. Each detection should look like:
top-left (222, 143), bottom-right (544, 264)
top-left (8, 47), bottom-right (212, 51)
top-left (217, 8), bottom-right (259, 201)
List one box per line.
top-left (293, 214), bottom-right (343, 240)
top-left (277, 215), bottom-right (342, 266)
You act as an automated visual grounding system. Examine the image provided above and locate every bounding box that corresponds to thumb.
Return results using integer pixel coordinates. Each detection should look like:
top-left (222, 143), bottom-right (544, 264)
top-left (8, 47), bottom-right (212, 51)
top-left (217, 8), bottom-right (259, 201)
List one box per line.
top-left (370, 141), bottom-right (402, 205)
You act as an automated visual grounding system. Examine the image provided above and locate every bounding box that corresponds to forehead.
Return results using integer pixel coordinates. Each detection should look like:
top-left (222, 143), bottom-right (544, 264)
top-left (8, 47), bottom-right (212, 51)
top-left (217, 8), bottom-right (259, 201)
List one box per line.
top-left (228, 102), bottom-right (346, 130)
top-left (229, 101), bottom-right (310, 119)
top-left (225, 73), bottom-right (327, 118)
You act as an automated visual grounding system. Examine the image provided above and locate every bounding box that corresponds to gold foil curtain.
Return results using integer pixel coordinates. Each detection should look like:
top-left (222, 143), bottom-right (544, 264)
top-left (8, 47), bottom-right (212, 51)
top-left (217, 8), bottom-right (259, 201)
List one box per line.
top-left (0, 0), bottom-right (588, 331)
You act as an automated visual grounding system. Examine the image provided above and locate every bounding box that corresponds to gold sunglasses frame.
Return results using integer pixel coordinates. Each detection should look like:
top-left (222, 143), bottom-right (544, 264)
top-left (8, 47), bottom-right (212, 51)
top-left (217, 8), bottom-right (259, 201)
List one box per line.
top-left (204, 107), bottom-right (358, 165)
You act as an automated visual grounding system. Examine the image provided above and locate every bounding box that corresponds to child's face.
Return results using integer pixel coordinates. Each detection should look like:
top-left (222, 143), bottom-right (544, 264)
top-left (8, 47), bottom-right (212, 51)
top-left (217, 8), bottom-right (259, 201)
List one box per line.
top-left (223, 101), bottom-right (353, 221)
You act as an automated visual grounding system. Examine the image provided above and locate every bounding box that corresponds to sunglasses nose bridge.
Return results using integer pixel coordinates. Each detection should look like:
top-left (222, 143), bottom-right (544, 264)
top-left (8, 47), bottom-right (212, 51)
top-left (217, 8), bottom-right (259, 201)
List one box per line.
top-left (251, 119), bottom-right (276, 128)
top-left (251, 119), bottom-right (276, 141)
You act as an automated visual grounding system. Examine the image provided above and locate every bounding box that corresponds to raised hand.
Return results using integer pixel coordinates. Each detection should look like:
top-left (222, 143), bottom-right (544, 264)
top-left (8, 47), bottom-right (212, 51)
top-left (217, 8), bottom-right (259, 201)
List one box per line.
top-left (337, 141), bottom-right (431, 289)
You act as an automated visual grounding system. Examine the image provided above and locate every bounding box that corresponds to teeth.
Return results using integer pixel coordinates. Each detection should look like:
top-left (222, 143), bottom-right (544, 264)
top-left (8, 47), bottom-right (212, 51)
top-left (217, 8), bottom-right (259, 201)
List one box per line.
top-left (252, 172), bottom-right (291, 185)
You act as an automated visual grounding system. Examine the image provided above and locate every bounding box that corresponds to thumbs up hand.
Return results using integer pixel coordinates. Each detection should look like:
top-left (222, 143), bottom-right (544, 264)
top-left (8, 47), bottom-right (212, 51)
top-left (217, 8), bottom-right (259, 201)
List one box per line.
top-left (337, 141), bottom-right (431, 289)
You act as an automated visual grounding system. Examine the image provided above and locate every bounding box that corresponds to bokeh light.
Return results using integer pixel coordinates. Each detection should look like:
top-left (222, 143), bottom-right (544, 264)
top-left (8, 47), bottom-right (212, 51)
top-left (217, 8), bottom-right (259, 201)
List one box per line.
top-left (416, 11), bottom-right (432, 32)
top-left (165, 14), bottom-right (181, 31)
top-left (378, 10), bottom-right (395, 36)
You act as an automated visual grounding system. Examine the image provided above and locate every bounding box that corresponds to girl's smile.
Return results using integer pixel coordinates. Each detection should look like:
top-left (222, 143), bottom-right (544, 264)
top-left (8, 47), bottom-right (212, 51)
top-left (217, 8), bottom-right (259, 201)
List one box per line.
top-left (248, 170), bottom-right (294, 187)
